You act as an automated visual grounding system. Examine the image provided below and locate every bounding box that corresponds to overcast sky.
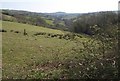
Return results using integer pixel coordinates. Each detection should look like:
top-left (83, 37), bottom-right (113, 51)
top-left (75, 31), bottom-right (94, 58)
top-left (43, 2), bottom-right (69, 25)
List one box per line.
top-left (0, 0), bottom-right (119, 13)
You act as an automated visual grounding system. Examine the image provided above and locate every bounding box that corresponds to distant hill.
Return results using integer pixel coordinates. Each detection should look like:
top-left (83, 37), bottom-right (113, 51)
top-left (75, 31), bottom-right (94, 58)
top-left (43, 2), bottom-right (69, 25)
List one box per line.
top-left (1, 9), bottom-right (118, 34)
top-left (1, 9), bottom-right (80, 31)
top-left (44, 12), bottom-right (80, 19)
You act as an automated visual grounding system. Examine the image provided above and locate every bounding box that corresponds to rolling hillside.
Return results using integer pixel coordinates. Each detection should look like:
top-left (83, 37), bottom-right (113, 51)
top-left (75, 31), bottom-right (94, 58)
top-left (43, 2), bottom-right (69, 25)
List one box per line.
top-left (1, 10), bottom-right (118, 79)
top-left (1, 9), bottom-right (79, 31)
top-left (2, 21), bottom-right (99, 79)
top-left (2, 21), bottom-right (64, 34)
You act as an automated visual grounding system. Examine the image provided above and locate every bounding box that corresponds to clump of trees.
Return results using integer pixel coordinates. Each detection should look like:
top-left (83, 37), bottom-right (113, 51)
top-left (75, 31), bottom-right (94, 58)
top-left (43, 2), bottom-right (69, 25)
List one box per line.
top-left (73, 11), bottom-right (118, 35)
top-left (2, 10), bottom-right (49, 27)
top-left (70, 11), bottom-right (119, 78)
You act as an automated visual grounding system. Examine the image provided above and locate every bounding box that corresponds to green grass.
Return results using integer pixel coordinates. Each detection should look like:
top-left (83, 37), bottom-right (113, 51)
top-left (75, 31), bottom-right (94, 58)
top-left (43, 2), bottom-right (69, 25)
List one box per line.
top-left (41, 17), bottom-right (54, 26)
top-left (2, 21), bottom-right (100, 79)
top-left (2, 14), bottom-right (17, 22)
top-left (45, 19), bottom-right (54, 25)
top-left (58, 21), bottom-right (65, 26)
top-left (2, 21), bottom-right (64, 35)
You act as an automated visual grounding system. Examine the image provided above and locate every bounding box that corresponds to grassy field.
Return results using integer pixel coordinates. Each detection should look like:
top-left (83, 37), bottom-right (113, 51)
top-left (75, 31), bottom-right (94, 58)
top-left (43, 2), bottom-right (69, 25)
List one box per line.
top-left (2, 14), bottom-right (17, 22)
top-left (2, 21), bottom-right (101, 79)
top-left (45, 19), bottom-right (54, 26)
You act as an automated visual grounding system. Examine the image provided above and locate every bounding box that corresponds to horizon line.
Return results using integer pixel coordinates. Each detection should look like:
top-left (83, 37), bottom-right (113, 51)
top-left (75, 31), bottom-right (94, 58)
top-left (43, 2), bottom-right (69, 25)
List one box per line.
top-left (1, 8), bottom-right (118, 14)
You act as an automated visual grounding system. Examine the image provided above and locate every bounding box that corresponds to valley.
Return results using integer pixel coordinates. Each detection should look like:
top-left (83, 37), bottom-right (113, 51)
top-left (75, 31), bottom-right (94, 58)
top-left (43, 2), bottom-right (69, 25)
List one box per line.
top-left (1, 9), bottom-right (119, 79)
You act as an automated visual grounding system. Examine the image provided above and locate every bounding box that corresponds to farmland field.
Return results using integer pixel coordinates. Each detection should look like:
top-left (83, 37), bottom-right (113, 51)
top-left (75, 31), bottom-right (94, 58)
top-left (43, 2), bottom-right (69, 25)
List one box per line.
top-left (2, 21), bottom-right (102, 79)
top-left (1, 8), bottom-right (118, 79)
top-left (1, 2), bottom-right (119, 79)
